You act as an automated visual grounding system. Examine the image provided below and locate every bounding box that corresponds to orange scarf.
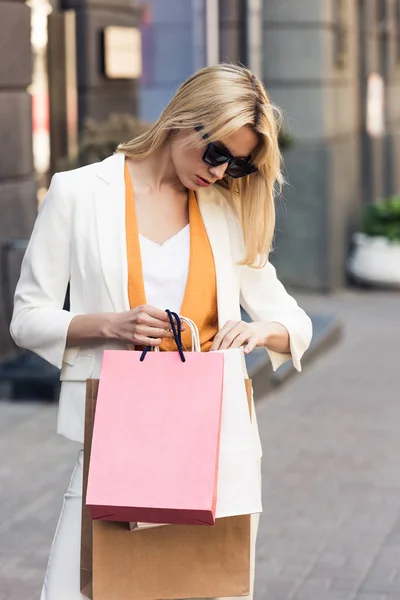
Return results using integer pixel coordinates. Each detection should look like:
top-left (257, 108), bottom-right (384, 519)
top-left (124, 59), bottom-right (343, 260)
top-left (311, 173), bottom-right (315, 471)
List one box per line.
top-left (125, 163), bottom-right (218, 352)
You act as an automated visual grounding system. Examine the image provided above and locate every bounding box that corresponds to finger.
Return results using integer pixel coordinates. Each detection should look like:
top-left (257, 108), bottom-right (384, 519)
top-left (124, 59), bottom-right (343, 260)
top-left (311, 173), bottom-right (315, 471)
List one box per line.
top-left (243, 337), bottom-right (258, 354)
top-left (135, 305), bottom-right (171, 323)
top-left (228, 331), bottom-right (251, 349)
top-left (134, 335), bottom-right (162, 347)
top-left (219, 325), bottom-right (244, 350)
top-left (135, 313), bottom-right (180, 330)
top-left (211, 321), bottom-right (240, 351)
top-left (136, 326), bottom-right (175, 339)
top-left (136, 308), bottom-right (186, 331)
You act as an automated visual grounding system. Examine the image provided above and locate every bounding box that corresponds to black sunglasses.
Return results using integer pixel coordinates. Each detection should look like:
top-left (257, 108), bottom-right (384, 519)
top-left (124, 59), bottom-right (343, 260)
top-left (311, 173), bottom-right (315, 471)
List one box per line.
top-left (195, 126), bottom-right (258, 179)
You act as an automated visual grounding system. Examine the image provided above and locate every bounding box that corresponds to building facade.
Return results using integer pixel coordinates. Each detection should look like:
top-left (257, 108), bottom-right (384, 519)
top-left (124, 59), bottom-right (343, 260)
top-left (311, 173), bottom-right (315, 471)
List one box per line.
top-left (138, 0), bottom-right (400, 291)
top-left (0, 0), bottom-right (141, 360)
top-left (264, 0), bottom-right (400, 291)
top-left (1, 0), bottom-right (400, 360)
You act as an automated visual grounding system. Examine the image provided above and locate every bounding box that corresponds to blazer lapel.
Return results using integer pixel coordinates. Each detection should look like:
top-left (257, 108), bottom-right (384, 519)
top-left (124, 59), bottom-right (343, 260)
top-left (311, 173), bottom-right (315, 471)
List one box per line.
top-left (94, 153), bottom-right (130, 312)
top-left (93, 157), bottom-right (241, 324)
top-left (196, 186), bottom-right (241, 328)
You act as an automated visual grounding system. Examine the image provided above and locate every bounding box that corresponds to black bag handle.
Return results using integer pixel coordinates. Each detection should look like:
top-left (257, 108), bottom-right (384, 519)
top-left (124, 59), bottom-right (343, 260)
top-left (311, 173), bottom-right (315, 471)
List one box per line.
top-left (140, 309), bottom-right (186, 363)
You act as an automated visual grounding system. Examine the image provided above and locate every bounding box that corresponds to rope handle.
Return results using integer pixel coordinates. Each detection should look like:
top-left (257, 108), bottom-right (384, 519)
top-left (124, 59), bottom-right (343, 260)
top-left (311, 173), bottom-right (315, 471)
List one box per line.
top-left (147, 317), bottom-right (200, 353)
top-left (140, 310), bottom-right (186, 362)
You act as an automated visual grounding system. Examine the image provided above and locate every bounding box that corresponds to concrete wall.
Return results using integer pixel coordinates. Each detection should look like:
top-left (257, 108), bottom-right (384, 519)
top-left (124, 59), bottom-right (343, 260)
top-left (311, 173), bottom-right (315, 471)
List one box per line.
top-left (265, 0), bottom-right (400, 291)
top-left (219, 0), bottom-right (246, 63)
top-left (386, 0), bottom-right (400, 195)
top-left (0, 0), bottom-right (37, 360)
top-left (263, 0), bottom-right (362, 291)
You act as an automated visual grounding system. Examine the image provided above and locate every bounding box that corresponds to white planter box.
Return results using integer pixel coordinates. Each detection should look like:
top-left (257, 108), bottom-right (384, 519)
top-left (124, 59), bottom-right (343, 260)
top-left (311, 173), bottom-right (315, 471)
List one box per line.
top-left (348, 233), bottom-right (400, 287)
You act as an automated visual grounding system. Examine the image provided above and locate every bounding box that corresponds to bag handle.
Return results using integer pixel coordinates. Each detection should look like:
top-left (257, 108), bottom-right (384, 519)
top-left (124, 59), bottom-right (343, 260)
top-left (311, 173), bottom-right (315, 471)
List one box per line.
top-left (179, 316), bottom-right (201, 352)
top-left (140, 310), bottom-right (186, 362)
top-left (151, 317), bottom-right (200, 353)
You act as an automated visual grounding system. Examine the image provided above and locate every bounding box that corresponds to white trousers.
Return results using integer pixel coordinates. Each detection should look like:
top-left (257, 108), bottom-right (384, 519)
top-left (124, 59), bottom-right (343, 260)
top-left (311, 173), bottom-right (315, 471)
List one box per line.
top-left (41, 449), bottom-right (259, 600)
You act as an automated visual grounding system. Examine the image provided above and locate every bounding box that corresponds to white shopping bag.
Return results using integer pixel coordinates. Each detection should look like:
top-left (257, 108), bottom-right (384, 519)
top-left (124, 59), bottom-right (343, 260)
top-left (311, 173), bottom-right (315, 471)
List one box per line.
top-left (129, 522), bottom-right (168, 531)
top-left (215, 348), bottom-right (262, 518)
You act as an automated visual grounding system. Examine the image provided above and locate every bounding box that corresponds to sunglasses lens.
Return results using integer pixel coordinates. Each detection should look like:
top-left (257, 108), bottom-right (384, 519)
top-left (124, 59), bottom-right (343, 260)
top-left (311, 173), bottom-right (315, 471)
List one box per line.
top-left (204, 144), bottom-right (230, 166)
top-left (226, 160), bottom-right (252, 178)
top-left (202, 143), bottom-right (257, 178)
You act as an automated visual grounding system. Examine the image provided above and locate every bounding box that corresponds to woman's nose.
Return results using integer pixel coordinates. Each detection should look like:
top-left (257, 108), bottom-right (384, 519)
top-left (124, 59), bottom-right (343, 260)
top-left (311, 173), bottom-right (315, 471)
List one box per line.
top-left (208, 162), bottom-right (229, 180)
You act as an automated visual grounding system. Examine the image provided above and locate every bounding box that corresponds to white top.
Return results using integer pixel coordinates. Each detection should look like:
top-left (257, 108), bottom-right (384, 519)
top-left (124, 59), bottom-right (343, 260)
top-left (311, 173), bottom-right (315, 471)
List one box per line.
top-left (139, 224), bottom-right (190, 314)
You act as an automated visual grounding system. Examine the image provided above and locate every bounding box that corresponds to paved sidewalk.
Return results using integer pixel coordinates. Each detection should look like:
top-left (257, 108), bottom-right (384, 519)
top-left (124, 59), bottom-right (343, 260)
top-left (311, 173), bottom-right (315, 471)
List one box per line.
top-left (0, 289), bottom-right (399, 600)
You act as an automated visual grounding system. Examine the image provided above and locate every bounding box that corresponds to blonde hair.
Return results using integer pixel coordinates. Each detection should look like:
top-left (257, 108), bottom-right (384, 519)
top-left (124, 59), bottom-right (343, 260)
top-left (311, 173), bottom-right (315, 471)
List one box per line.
top-left (117, 64), bottom-right (284, 267)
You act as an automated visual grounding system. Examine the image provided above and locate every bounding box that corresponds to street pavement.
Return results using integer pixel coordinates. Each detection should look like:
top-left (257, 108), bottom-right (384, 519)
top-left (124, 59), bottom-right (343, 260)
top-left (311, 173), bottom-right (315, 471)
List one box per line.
top-left (0, 289), bottom-right (399, 600)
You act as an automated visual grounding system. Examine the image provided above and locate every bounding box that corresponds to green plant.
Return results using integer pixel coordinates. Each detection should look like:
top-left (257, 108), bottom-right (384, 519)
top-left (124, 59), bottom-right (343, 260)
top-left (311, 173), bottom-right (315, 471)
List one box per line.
top-left (80, 113), bottom-right (150, 164)
top-left (361, 196), bottom-right (400, 242)
top-left (278, 129), bottom-right (294, 151)
top-left (58, 113), bottom-right (150, 171)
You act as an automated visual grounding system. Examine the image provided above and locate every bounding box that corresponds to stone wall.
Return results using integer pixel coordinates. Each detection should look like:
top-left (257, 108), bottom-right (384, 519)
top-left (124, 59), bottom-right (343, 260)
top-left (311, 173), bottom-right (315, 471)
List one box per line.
top-left (0, 0), bottom-right (37, 360)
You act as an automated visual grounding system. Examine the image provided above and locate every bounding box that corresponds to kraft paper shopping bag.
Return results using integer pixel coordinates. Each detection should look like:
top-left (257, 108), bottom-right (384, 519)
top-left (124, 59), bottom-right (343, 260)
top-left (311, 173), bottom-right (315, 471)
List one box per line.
top-left (81, 378), bottom-right (254, 600)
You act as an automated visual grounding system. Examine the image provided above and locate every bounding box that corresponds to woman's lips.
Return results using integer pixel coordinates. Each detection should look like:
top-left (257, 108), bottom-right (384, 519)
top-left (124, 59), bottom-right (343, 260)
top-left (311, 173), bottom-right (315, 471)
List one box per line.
top-left (195, 175), bottom-right (211, 187)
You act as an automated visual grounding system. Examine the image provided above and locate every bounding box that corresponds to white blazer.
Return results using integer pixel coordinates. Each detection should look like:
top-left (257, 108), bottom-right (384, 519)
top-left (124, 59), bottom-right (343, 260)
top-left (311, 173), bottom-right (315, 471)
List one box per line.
top-left (10, 153), bottom-right (312, 450)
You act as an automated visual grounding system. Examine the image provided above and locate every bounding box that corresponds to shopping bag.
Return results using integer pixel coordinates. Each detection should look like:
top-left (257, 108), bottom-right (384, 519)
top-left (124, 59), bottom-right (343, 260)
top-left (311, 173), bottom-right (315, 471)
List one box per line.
top-left (81, 377), bottom-right (254, 599)
top-left (93, 516), bottom-right (251, 600)
top-left (183, 318), bottom-right (261, 519)
top-left (86, 343), bottom-right (225, 525)
top-left (80, 378), bottom-right (98, 599)
top-left (128, 521), bottom-right (168, 531)
top-left (214, 348), bottom-right (262, 518)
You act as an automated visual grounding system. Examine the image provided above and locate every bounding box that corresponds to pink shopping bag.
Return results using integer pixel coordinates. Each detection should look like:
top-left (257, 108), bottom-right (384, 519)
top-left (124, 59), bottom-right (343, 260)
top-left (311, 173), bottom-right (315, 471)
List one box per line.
top-left (86, 349), bottom-right (224, 526)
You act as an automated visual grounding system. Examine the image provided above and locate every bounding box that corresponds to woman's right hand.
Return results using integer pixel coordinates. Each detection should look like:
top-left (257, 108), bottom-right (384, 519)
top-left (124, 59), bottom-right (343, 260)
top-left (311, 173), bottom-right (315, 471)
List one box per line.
top-left (105, 305), bottom-right (180, 347)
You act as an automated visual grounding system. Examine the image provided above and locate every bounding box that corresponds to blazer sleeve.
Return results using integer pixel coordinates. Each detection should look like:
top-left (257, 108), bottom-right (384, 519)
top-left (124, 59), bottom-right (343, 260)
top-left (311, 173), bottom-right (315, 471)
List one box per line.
top-left (240, 260), bottom-right (313, 372)
top-left (10, 173), bottom-right (78, 369)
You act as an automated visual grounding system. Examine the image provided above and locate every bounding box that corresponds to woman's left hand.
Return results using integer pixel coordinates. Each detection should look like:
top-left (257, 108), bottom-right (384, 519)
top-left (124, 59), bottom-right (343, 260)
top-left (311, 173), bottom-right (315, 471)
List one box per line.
top-left (210, 320), bottom-right (290, 354)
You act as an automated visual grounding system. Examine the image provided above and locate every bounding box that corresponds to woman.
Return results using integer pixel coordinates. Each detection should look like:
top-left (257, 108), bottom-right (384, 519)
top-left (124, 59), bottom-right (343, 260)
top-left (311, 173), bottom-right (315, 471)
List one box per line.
top-left (10, 63), bottom-right (312, 599)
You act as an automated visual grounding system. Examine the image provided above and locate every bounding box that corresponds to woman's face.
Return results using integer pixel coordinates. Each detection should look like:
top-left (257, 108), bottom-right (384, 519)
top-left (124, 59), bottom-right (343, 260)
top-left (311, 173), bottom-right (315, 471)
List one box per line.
top-left (170, 125), bottom-right (259, 191)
